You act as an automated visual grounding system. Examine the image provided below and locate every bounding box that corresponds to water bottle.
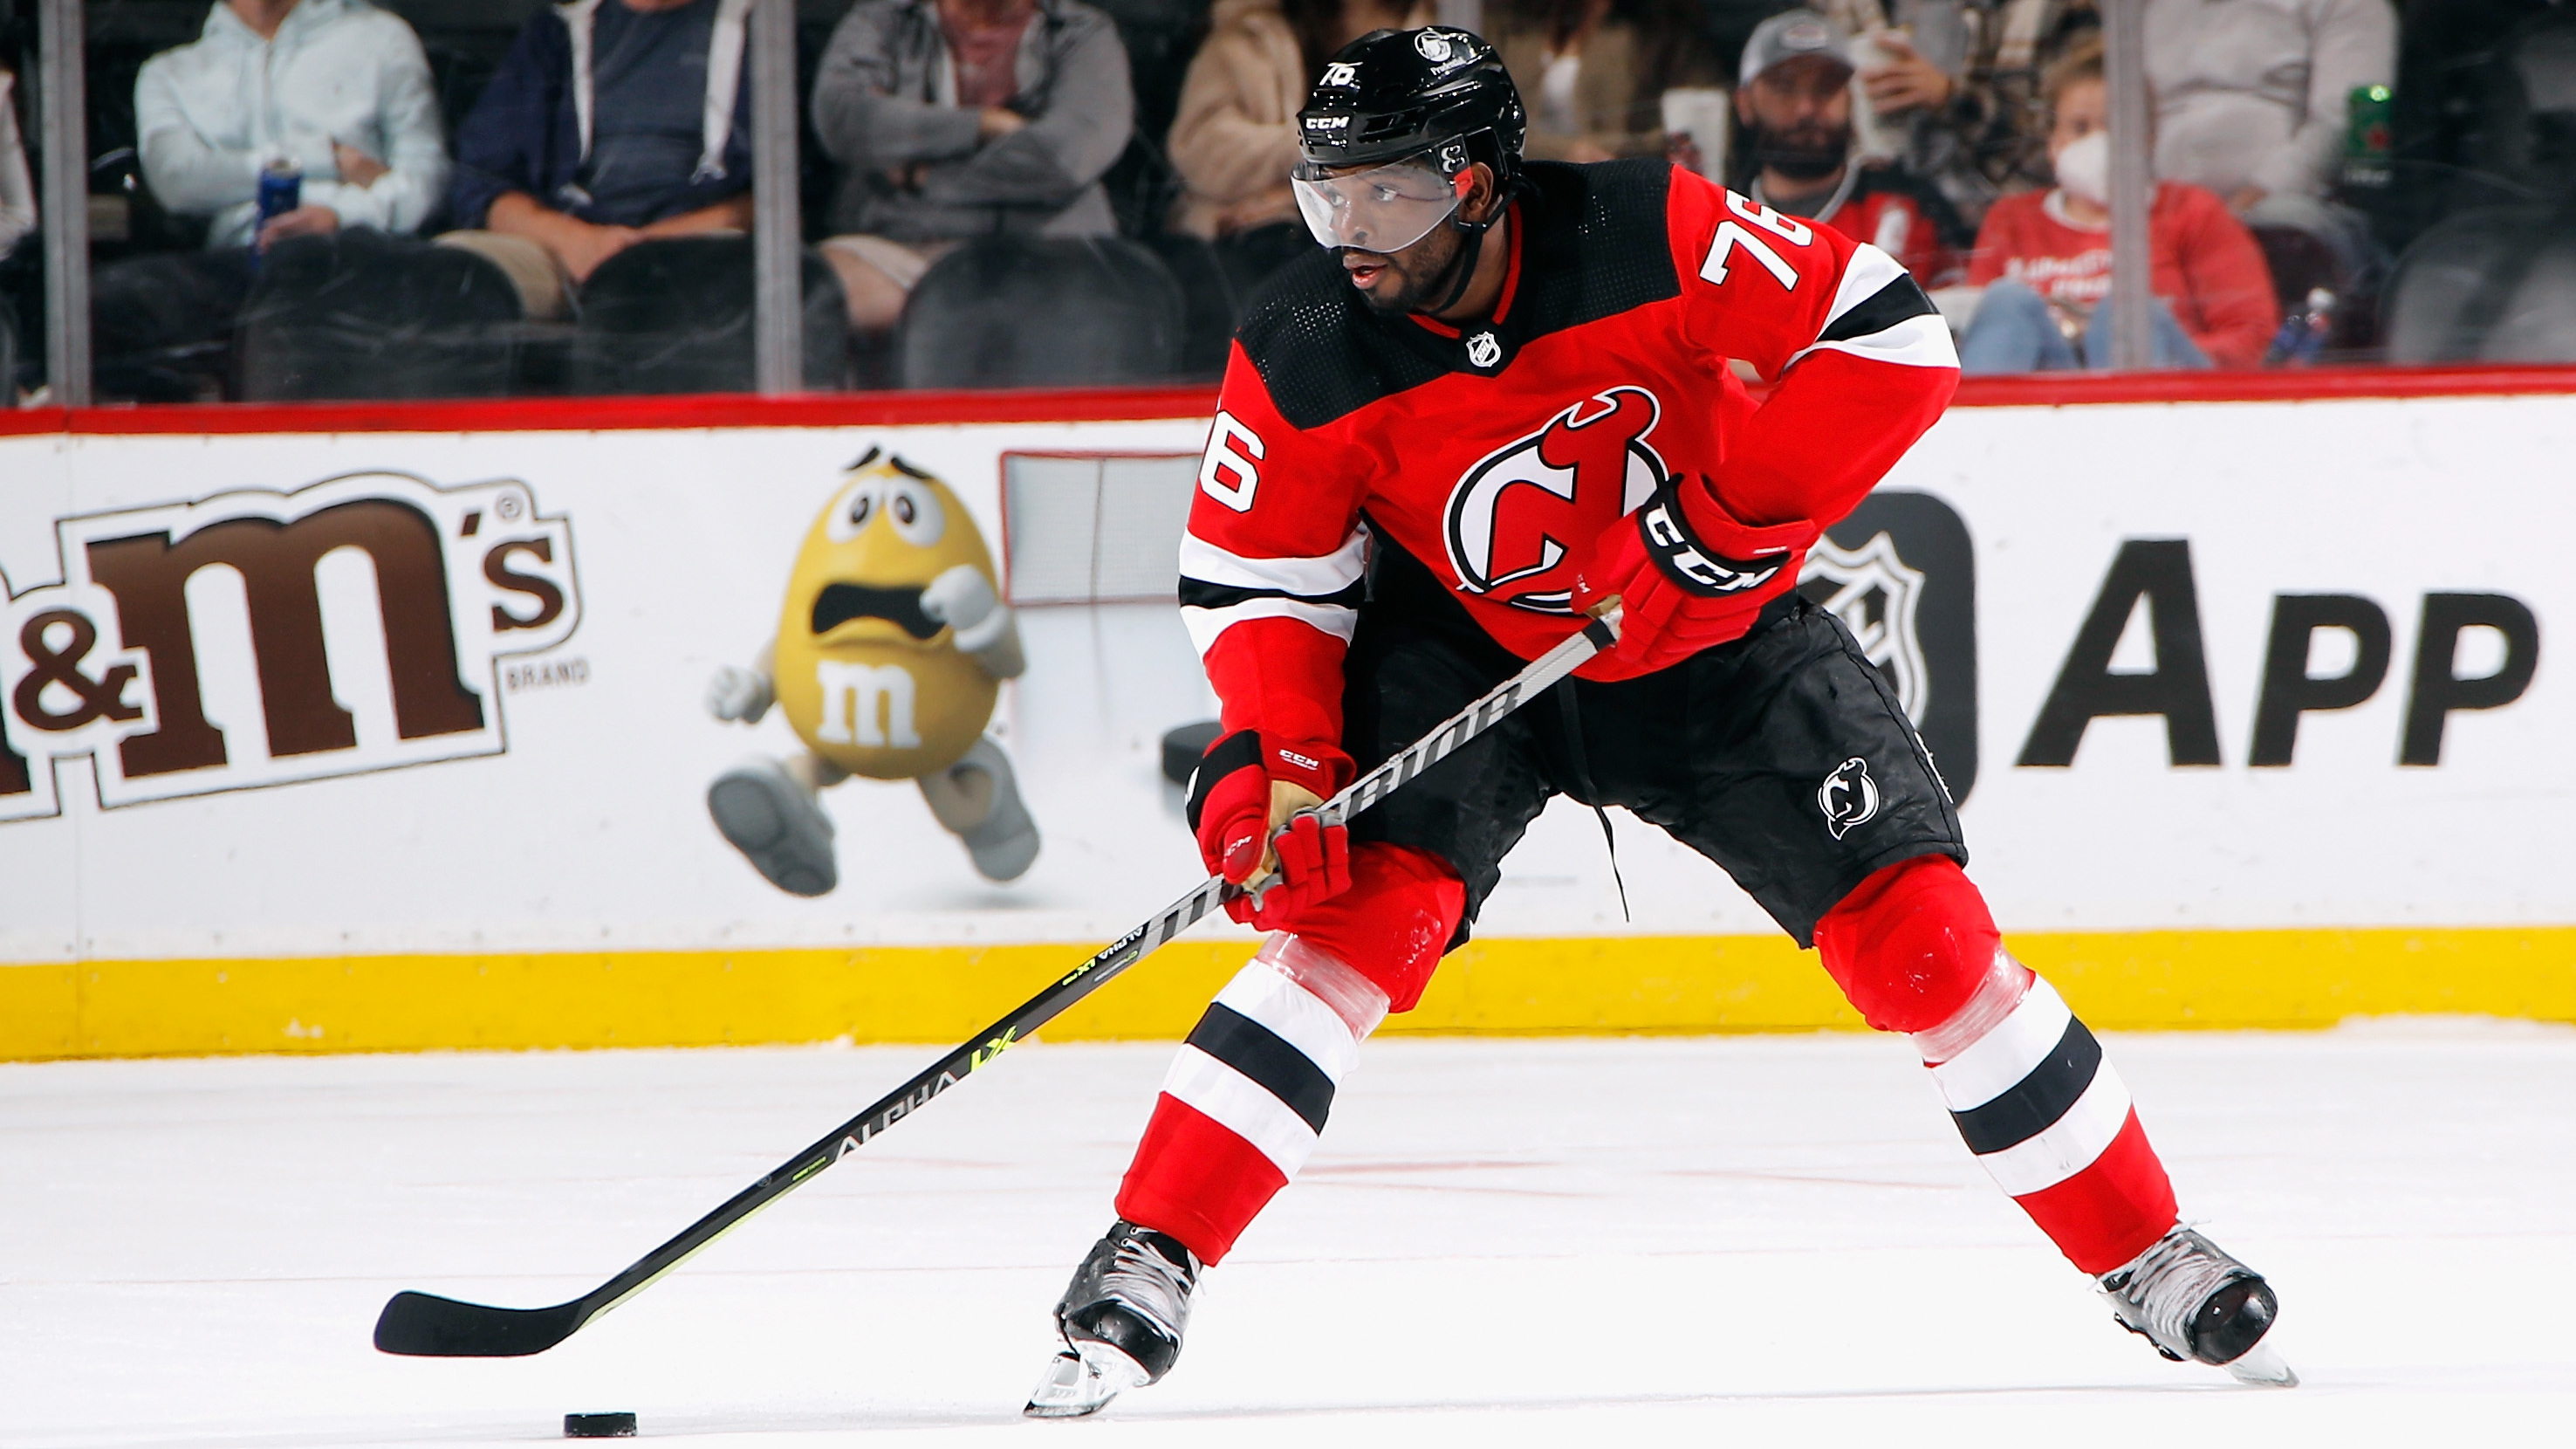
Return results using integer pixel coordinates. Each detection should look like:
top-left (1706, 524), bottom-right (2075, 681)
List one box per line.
top-left (2266, 287), bottom-right (2336, 367)
top-left (253, 155), bottom-right (301, 263)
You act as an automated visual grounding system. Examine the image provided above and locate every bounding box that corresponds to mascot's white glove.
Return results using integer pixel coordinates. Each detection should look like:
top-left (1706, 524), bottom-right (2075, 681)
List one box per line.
top-left (921, 565), bottom-right (1024, 676)
top-left (706, 664), bottom-right (774, 723)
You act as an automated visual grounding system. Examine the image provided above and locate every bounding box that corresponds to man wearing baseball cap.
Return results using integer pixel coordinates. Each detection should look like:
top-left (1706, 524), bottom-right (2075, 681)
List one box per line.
top-left (1731, 8), bottom-right (1969, 285)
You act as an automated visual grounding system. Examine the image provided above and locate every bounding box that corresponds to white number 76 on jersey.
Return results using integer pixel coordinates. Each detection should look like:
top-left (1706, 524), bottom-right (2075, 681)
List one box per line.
top-left (1701, 191), bottom-right (1813, 291)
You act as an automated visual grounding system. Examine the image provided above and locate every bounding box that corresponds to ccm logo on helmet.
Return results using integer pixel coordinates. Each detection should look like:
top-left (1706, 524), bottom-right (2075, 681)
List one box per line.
top-left (1444, 388), bottom-right (1666, 615)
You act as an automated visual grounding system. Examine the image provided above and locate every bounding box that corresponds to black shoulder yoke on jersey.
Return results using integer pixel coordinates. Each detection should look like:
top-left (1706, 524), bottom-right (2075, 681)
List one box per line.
top-left (1236, 158), bottom-right (1683, 431)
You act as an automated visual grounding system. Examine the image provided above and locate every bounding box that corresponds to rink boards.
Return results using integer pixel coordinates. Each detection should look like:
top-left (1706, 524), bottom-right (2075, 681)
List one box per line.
top-left (1, 385), bottom-right (2570, 1058)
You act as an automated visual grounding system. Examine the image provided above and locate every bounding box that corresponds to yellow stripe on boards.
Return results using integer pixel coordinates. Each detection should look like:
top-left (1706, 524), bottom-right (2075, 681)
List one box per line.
top-left (3, 927), bottom-right (2572, 1061)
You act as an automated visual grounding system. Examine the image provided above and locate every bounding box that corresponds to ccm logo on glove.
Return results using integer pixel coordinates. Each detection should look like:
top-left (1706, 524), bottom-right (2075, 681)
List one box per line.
top-left (1638, 493), bottom-right (1786, 597)
top-left (1187, 729), bottom-right (1354, 929)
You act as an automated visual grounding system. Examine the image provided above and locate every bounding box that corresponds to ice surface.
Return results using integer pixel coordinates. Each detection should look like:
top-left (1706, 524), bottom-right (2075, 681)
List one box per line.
top-left (3, 1027), bottom-right (2571, 1446)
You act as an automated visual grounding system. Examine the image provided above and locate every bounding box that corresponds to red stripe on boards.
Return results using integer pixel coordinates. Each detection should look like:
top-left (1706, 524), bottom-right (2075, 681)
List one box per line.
top-left (7, 364), bottom-right (2576, 438)
top-left (1113, 1092), bottom-right (1291, 1267)
top-left (2008, 1109), bottom-right (2180, 1277)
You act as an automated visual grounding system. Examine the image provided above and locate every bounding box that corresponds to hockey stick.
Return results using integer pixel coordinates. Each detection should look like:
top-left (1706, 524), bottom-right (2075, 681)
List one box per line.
top-left (373, 610), bottom-right (1620, 1357)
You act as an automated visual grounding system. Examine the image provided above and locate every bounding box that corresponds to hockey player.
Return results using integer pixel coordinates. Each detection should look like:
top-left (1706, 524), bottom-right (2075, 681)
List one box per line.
top-left (1026, 27), bottom-right (2291, 1417)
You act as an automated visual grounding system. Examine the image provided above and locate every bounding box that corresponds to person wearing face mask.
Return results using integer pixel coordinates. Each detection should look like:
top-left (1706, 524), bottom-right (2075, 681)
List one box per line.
top-left (1729, 10), bottom-right (1972, 285)
top-left (1956, 36), bottom-right (2275, 373)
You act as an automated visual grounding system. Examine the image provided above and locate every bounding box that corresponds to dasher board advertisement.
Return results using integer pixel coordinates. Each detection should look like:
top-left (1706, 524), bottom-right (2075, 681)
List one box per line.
top-left (0, 394), bottom-right (2563, 975)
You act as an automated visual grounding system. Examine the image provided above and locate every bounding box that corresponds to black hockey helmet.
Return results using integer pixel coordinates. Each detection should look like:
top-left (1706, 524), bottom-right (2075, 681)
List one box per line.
top-left (1297, 27), bottom-right (1526, 182)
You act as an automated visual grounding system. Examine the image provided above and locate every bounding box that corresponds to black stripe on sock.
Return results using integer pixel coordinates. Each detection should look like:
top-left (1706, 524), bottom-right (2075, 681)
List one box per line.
top-left (1949, 1015), bottom-right (2102, 1156)
top-left (1187, 1001), bottom-right (1334, 1133)
top-left (1816, 273), bottom-right (1938, 346)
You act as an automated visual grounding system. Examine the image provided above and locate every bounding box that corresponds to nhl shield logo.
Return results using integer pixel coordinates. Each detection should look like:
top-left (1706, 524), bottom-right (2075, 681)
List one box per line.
top-left (1801, 530), bottom-right (1929, 720)
top-left (1798, 491), bottom-right (1980, 805)
top-left (1817, 756), bottom-right (1880, 839)
top-left (1415, 30), bottom-right (1455, 61)
top-left (1465, 331), bottom-right (1502, 368)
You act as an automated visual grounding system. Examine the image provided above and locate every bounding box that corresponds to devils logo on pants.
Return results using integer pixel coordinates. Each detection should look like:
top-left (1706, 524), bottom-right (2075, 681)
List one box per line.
top-left (1443, 387), bottom-right (1667, 614)
top-left (1818, 756), bottom-right (1881, 839)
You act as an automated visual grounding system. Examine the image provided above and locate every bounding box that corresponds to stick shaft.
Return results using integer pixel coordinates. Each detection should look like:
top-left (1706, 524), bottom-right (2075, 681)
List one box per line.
top-left (380, 613), bottom-right (1614, 1352)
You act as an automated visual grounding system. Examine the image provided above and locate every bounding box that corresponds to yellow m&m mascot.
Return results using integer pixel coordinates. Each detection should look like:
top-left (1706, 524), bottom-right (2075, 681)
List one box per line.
top-left (705, 450), bottom-right (1039, 893)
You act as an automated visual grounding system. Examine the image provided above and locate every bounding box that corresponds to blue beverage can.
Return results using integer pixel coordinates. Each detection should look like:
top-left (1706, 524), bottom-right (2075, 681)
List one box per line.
top-left (257, 156), bottom-right (303, 225)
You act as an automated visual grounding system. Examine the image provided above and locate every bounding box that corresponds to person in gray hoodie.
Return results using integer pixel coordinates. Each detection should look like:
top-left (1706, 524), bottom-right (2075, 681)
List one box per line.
top-left (809, 0), bottom-right (1134, 338)
top-left (92, 0), bottom-right (447, 400)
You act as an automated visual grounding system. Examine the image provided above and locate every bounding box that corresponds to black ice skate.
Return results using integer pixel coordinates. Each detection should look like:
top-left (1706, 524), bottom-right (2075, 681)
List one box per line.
top-left (2099, 1226), bottom-right (2297, 1386)
top-left (1024, 1221), bottom-right (1202, 1418)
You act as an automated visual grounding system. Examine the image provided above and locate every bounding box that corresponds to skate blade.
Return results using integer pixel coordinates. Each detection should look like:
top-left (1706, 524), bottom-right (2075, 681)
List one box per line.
top-left (2222, 1341), bottom-right (2298, 1388)
top-left (1023, 1345), bottom-right (1147, 1418)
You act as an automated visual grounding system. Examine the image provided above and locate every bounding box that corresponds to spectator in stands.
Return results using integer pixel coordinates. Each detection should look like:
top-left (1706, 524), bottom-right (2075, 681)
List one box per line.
top-left (1845, 0), bottom-right (2096, 226)
top-left (91, 0), bottom-right (447, 401)
top-left (1, 64), bottom-right (29, 399)
top-left (1491, 0), bottom-right (1719, 163)
top-left (811, 0), bottom-right (1134, 340)
top-left (443, 0), bottom-right (757, 319)
top-left (0, 65), bottom-right (31, 264)
top-left (1166, 0), bottom-right (1428, 241)
top-left (2144, 0), bottom-right (2394, 257)
top-left (1730, 9), bottom-right (1973, 284)
top-left (1959, 37), bottom-right (2276, 372)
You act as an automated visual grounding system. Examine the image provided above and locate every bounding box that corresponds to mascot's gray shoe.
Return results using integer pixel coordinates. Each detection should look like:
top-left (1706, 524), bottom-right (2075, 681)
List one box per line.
top-left (709, 756), bottom-right (838, 896)
top-left (919, 738), bottom-right (1041, 882)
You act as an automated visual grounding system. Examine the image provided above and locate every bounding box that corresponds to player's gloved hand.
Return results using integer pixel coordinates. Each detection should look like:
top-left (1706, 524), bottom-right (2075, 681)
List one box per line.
top-left (1187, 729), bottom-right (1354, 928)
top-left (706, 664), bottom-right (774, 723)
top-left (1572, 472), bottom-right (1818, 672)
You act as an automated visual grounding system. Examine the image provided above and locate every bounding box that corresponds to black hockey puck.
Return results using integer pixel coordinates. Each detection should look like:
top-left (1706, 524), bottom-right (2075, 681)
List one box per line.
top-left (565, 1411), bottom-right (637, 1438)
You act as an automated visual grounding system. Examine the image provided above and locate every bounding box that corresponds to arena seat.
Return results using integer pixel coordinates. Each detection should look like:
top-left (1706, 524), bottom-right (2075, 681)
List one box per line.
top-left (568, 234), bottom-right (849, 394)
top-left (236, 230), bottom-right (524, 399)
top-left (894, 237), bottom-right (1185, 389)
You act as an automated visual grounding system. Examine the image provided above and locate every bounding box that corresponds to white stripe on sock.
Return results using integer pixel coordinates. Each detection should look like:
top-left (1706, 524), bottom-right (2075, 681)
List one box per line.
top-left (1160, 1044), bottom-right (1319, 1179)
top-left (1929, 975), bottom-right (2075, 1112)
top-left (1973, 1061), bottom-right (2134, 1198)
top-left (1214, 962), bottom-right (1360, 1082)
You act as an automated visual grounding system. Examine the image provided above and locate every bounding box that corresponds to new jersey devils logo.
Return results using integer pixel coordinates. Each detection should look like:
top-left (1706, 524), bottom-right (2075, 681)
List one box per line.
top-left (1818, 756), bottom-right (1881, 839)
top-left (1444, 387), bottom-right (1666, 614)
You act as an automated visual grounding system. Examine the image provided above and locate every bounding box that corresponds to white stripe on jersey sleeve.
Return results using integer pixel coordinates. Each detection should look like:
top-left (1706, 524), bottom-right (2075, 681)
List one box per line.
top-left (1182, 596), bottom-right (1360, 658)
top-left (1792, 313), bottom-right (1959, 371)
top-left (1822, 241), bottom-right (1910, 328)
top-left (1179, 526), bottom-right (1369, 598)
top-left (1784, 242), bottom-right (1960, 372)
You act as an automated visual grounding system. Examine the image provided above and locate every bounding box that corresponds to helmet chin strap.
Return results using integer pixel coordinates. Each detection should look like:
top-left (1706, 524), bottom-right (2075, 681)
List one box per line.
top-left (1418, 172), bottom-right (1521, 319)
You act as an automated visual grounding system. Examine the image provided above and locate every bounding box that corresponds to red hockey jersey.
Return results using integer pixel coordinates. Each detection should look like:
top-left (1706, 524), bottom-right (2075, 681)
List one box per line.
top-left (1178, 158), bottom-right (1958, 754)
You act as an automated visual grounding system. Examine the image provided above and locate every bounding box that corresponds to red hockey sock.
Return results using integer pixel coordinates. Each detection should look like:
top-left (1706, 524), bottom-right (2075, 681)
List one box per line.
top-left (1819, 856), bottom-right (2178, 1276)
top-left (1114, 925), bottom-right (1401, 1263)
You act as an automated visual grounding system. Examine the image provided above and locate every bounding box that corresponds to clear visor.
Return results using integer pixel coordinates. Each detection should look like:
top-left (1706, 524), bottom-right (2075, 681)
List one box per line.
top-left (1291, 157), bottom-right (1465, 253)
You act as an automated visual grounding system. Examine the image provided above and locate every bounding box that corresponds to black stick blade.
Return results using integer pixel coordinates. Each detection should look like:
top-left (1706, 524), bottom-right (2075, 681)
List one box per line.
top-left (374, 1290), bottom-right (589, 1356)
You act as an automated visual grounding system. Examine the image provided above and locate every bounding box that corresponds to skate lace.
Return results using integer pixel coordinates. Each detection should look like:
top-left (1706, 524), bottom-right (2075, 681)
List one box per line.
top-left (2106, 1227), bottom-right (2241, 1356)
top-left (1100, 1231), bottom-right (1199, 1340)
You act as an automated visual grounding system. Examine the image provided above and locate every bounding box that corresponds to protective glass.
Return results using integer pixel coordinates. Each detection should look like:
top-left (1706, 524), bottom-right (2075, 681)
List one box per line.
top-left (1291, 156), bottom-right (1465, 252)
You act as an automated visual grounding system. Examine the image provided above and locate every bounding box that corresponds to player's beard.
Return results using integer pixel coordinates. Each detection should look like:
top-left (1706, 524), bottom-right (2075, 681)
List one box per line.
top-left (1342, 221), bottom-right (1471, 317)
top-left (1748, 120), bottom-right (1852, 182)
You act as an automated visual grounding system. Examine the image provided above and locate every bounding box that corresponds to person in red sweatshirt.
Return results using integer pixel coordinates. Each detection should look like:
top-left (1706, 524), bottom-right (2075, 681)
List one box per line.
top-left (1959, 37), bottom-right (2277, 374)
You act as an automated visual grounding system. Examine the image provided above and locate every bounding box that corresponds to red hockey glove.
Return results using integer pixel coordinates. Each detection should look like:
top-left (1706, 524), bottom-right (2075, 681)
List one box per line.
top-left (1188, 729), bottom-right (1354, 929)
top-left (1572, 473), bottom-right (1818, 672)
